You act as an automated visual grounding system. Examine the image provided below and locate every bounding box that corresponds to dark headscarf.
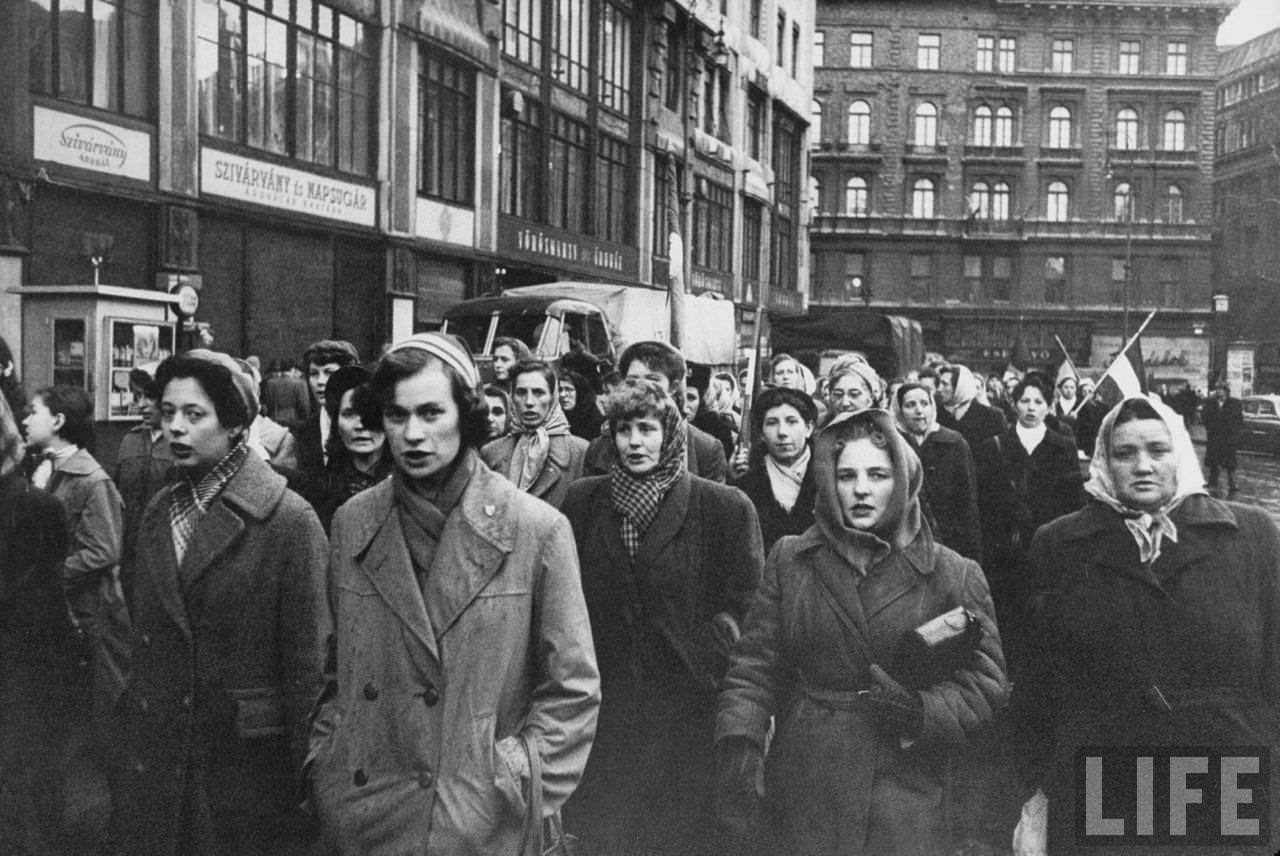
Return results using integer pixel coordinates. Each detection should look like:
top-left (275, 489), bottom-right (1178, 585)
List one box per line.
top-left (812, 408), bottom-right (924, 573)
top-left (560, 368), bottom-right (604, 440)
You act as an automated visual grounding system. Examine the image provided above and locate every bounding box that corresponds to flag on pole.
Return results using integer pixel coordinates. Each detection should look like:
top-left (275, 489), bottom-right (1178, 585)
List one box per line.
top-left (1094, 332), bottom-right (1148, 409)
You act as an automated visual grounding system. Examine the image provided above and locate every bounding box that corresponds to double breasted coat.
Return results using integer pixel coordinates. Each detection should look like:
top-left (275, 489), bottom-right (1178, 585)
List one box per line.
top-left (480, 432), bottom-right (589, 509)
top-left (309, 456), bottom-right (600, 856)
top-left (716, 526), bottom-right (1008, 855)
top-left (1017, 496), bottom-right (1280, 855)
top-left (113, 453), bottom-right (329, 856)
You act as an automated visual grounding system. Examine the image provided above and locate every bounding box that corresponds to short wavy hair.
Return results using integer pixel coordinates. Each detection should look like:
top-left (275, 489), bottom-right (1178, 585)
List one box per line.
top-left (602, 377), bottom-right (679, 429)
top-left (32, 385), bottom-right (96, 451)
top-left (751, 387), bottom-right (817, 436)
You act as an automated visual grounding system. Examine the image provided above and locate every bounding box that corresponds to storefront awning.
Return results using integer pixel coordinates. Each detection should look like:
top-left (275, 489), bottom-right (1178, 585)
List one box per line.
top-left (404, 0), bottom-right (492, 66)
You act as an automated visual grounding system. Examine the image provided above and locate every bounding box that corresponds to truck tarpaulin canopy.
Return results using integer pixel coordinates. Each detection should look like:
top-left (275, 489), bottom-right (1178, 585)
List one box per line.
top-left (770, 310), bottom-right (924, 380)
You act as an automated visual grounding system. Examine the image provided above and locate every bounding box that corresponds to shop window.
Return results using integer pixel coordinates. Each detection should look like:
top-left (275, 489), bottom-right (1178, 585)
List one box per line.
top-left (197, 0), bottom-right (375, 175)
top-left (29, 0), bottom-right (154, 118)
top-left (419, 51), bottom-right (476, 205)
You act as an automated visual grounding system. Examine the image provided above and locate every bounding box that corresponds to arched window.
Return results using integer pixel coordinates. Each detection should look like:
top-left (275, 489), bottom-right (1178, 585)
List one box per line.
top-left (992, 181), bottom-right (1011, 220)
top-left (845, 176), bottom-right (869, 215)
top-left (847, 100), bottom-right (870, 145)
top-left (810, 176), bottom-right (821, 215)
top-left (994, 105), bottom-right (1014, 146)
top-left (1048, 106), bottom-right (1072, 148)
top-left (1114, 182), bottom-right (1134, 220)
top-left (972, 105), bottom-right (993, 146)
top-left (1115, 107), bottom-right (1140, 150)
top-left (1165, 183), bottom-right (1184, 222)
top-left (912, 178), bottom-right (936, 218)
top-left (1162, 109), bottom-right (1186, 150)
top-left (969, 181), bottom-right (991, 218)
top-left (914, 102), bottom-right (938, 146)
top-left (811, 100), bottom-right (824, 144)
top-left (1047, 180), bottom-right (1069, 221)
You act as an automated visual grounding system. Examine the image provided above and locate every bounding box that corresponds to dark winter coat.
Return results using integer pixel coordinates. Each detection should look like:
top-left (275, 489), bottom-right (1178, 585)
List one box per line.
top-left (1017, 496), bottom-right (1280, 855)
top-left (113, 425), bottom-right (173, 590)
top-left (1202, 395), bottom-right (1243, 469)
top-left (480, 431), bottom-right (589, 509)
top-left (732, 456), bottom-right (817, 553)
top-left (939, 400), bottom-right (1007, 453)
top-left (113, 453), bottom-right (330, 856)
top-left (562, 472), bottom-right (763, 855)
top-left (908, 426), bottom-right (982, 562)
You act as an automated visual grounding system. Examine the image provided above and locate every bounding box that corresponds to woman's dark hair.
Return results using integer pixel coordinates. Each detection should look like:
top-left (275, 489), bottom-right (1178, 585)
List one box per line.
top-left (492, 337), bottom-right (532, 361)
top-left (751, 387), bottom-right (817, 435)
top-left (33, 385), bottom-right (96, 451)
top-left (1112, 397), bottom-right (1161, 428)
top-left (895, 381), bottom-right (933, 409)
top-left (370, 348), bottom-right (489, 449)
top-left (324, 365), bottom-right (373, 423)
top-left (617, 341), bottom-right (686, 387)
top-left (128, 368), bottom-right (159, 399)
top-left (1011, 372), bottom-right (1053, 404)
top-left (156, 355), bottom-right (251, 430)
top-left (828, 412), bottom-right (891, 465)
top-left (510, 359), bottom-right (558, 394)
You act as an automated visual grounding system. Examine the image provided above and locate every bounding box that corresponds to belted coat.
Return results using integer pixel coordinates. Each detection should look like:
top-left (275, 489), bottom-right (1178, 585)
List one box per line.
top-left (113, 452), bottom-right (330, 856)
top-left (309, 455), bottom-right (600, 856)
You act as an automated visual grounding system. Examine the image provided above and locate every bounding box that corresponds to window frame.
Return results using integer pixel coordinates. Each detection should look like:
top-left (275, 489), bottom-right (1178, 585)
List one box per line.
top-left (1046, 180), bottom-right (1070, 221)
top-left (917, 33), bottom-right (941, 70)
top-left (1118, 39), bottom-right (1142, 75)
top-left (1161, 108), bottom-right (1187, 151)
top-left (1048, 105), bottom-right (1072, 148)
top-left (418, 49), bottom-right (477, 205)
top-left (1165, 40), bottom-right (1188, 75)
top-left (845, 175), bottom-right (869, 215)
top-left (847, 99), bottom-right (871, 145)
top-left (813, 30), bottom-right (825, 67)
top-left (29, 0), bottom-right (155, 119)
top-left (913, 101), bottom-right (938, 146)
top-left (849, 31), bottom-right (873, 68)
top-left (1051, 37), bottom-right (1074, 73)
top-left (911, 177), bottom-right (936, 218)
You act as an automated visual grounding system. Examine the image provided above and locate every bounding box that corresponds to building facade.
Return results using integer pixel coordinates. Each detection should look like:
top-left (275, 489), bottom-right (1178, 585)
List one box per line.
top-left (1214, 27), bottom-right (1280, 394)
top-left (810, 0), bottom-right (1230, 386)
top-left (0, 0), bottom-right (812, 423)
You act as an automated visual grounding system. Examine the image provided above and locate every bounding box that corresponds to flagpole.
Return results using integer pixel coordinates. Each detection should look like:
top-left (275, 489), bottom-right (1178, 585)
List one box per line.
top-left (1053, 335), bottom-right (1077, 377)
top-left (1088, 308), bottom-right (1157, 401)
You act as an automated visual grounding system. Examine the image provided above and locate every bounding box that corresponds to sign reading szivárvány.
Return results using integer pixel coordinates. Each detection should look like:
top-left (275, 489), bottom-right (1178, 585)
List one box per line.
top-left (200, 148), bottom-right (376, 228)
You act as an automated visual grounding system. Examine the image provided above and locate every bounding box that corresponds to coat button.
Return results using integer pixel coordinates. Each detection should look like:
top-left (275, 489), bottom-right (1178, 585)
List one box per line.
top-left (353, 769), bottom-right (367, 787)
top-left (418, 770), bottom-right (433, 789)
top-left (363, 682), bottom-right (379, 701)
top-left (422, 685), bottom-right (439, 707)
top-left (180, 695), bottom-right (192, 708)
top-left (132, 760), bottom-right (145, 775)
top-left (137, 698), bottom-right (149, 713)
top-left (140, 633), bottom-right (152, 647)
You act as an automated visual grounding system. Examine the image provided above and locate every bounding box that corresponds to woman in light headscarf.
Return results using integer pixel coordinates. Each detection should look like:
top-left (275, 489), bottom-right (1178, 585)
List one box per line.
top-left (716, 409), bottom-right (1007, 855)
top-left (822, 353), bottom-right (883, 425)
top-left (563, 378), bottom-right (763, 856)
top-left (1013, 395), bottom-right (1280, 855)
top-left (940, 363), bottom-right (1009, 452)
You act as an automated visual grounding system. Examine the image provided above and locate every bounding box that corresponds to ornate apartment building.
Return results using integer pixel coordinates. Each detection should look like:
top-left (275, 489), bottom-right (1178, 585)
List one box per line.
top-left (810, 0), bottom-right (1230, 385)
top-left (1214, 26), bottom-right (1280, 393)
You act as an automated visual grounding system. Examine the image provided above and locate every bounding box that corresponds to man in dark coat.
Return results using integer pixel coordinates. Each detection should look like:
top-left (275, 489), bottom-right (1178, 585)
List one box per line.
top-left (260, 358), bottom-right (311, 429)
top-left (1202, 382), bottom-right (1243, 493)
top-left (583, 341), bottom-right (728, 482)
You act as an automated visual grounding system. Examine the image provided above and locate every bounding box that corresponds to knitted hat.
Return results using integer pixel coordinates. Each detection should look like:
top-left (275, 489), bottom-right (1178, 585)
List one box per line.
top-left (184, 349), bottom-right (260, 424)
top-left (386, 332), bottom-right (480, 389)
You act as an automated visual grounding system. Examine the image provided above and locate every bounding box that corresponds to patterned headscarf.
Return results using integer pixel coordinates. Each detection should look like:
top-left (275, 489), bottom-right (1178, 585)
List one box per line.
top-left (606, 380), bottom-right (687, 557)
top-left (1085, 394), bottom-right (1206, 564)
top-left (169, 435), bottom-right (250, 567)
top-left (826, 353), bottom-right (884, 410)
top-left (507, 375), bottom-right (572, 491)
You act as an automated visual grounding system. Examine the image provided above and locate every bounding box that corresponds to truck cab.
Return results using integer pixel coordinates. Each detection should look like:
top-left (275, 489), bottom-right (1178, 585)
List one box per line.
top-left (442, 294), bottom-right (615, 377)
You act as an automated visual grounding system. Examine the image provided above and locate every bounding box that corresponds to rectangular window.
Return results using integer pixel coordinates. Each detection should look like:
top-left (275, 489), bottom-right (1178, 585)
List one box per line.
top-left (198, 0), bottom-right (374, 174)
top-left (1051, 38), bottom-right (1074, 73)
top-left (1158, 256), bottom-right (1180, 305)
top-left (1111, 257), bottom-right (1128, 303)
top-left (813, 30), bottom-right (825, 67)
top-left (976, 35), bottom-right (994, 72)
top-left (547, 112), bottom-right (590, 232)
top-left (597, 3), bottom-right (631, 114)
top-left (918, 33), bottom-right (940, 70)
top-left (963, 255), bottom-right (982, 302)
top-left (1044, 255), bottom-right (1067, 303)
top-left (1165, 40), bottom-right (1188, 75)
top-left (701, 63), bottom-right (730, 140)
top-left (844, 251), bottom-right (867, 301)
top-left (1118, 39), bottom-right (1141, 75)
top-left (419, 50), bottom-right (475, 205)
top-left (992, 256), bottom-right (1012, 301)
top-left (664, 17), bottom-right (683, 111)
top-left (771, 110), bottom-right (800, 291)
top-left (849, 31), bottom-right (872, 68)
top-left (909, 253), bottom-right (933, 301)
top-left (776, 11), bottom-right (786, 67)
top-left (998, 37), bottom-right (1016, 73)
top-left (653, 155), bottom-right (680, 257)
top-left (746, 88), bottom-right (765, 160)
top-left (503, 0), bottom-right (542, 66)
top-left (29, 0), bottom-right (154, 118)
top-left (791, 22), bottom-right (800, 77)
top-left (553, 0), bottom-right (589, 92)
top-left (595, 135), bottom-right (629, 242)
top-left (749, 0), bottom-right (762, 40)
top-left (693, 178), bottom-right (734, 271)
top-left (742, 198), bottom-right (763, 287)
top-left (499, 95), bottom-right (542, 219)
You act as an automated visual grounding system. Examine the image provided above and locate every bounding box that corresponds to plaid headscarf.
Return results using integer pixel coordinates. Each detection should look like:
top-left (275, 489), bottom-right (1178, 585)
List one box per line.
top-left (607, 384), bottom-right (687, 557)
top-left (169, 436), bottom-right (250, 567)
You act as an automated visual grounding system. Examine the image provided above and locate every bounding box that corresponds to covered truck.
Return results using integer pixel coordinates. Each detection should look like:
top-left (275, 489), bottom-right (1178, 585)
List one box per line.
top-left (441, 282), bottom-right (738, 372)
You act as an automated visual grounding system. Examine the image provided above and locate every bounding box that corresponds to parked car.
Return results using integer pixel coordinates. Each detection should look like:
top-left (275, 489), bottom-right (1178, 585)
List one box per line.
top-left (1240, 395), bottom-right (1280, 455)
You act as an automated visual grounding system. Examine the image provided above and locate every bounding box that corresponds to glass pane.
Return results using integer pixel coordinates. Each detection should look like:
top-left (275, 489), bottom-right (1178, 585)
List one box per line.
top-left (59, 0), bottom-right (90, 102)
top-left (312, 39), bottom-right (333, 164)
top-left (295, 32), bottom-right (314, 160)
top-left (92, 0), bottom-right (120, 110)
top-left (122, 5), bottom-right (151, 117)
top-left (29, 0), bottom-right (54, 94)
top-left (53, 318), bottom-right (88, 389)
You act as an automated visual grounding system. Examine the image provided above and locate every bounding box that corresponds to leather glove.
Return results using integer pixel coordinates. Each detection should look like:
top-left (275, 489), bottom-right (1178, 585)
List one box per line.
top-left (866, 663), bottom-right (924, 738)
top-left (715, 736), bottom-right (764, 840)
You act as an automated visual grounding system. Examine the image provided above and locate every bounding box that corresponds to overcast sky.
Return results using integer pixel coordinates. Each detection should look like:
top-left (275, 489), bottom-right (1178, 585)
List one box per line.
top-left (1218, 0), bottom-right (1280, 46)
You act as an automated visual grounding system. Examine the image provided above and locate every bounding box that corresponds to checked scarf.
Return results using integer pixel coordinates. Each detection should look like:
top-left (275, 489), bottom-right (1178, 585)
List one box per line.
top-left (608, 402), bottom-right (687, 558)
top-left (169, 436), bottom-right (250, 568)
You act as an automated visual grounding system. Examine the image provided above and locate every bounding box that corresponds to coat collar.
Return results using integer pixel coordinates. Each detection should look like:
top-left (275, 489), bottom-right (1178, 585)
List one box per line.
top-left (633, 471), bottom-right (691, 566)
top-left (56, 447), bottom-right (102, 477)
top-left (483, 434), bottom-right (574, 500)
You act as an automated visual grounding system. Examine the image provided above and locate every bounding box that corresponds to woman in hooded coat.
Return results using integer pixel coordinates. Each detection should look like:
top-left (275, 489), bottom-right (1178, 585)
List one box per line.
top-left (716, 409), bottom-right (1008, 856)
top-left (1014, 395), bottom-right (1280, 854)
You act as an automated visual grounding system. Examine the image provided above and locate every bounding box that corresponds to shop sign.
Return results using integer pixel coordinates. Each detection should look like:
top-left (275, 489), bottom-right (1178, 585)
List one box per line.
top-left (33, 106), bottom-right (152, 182)
top-left (498, 216), bottom-right (639, 279)
top-left (200, 147), bottom-right (376, 227)
top-left (415, 197), bottom-right (475, 247)
top-left (690, 268), bottom-right (731, 298)
top-left (766, 287), bottom-right (805, 315)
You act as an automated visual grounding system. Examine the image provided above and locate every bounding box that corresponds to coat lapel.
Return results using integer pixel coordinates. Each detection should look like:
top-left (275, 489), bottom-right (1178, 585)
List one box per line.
top-left (808, 542), bottom-right (872, 650)
top-left (525, 438), bottom-right (570, 500)
top-left (634, 473), bottom-right (691, 567)
top-left (430, 463), bottom-right (515, 639)
top-left (136, 491), bottom-right (190, 639)
top-left (178, 501), bottom-right (245, 591)
top-left (359, 512), bottom-right (440, 663)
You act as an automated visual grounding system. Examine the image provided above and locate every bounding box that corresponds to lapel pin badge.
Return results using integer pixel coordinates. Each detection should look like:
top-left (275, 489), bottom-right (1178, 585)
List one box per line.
top-left (484, 504), bottom-right (496, 517)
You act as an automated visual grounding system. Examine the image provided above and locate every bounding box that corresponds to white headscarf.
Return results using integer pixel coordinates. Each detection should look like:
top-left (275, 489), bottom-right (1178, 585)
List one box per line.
top-left (1084, 395), bottom-right (1207, 564)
